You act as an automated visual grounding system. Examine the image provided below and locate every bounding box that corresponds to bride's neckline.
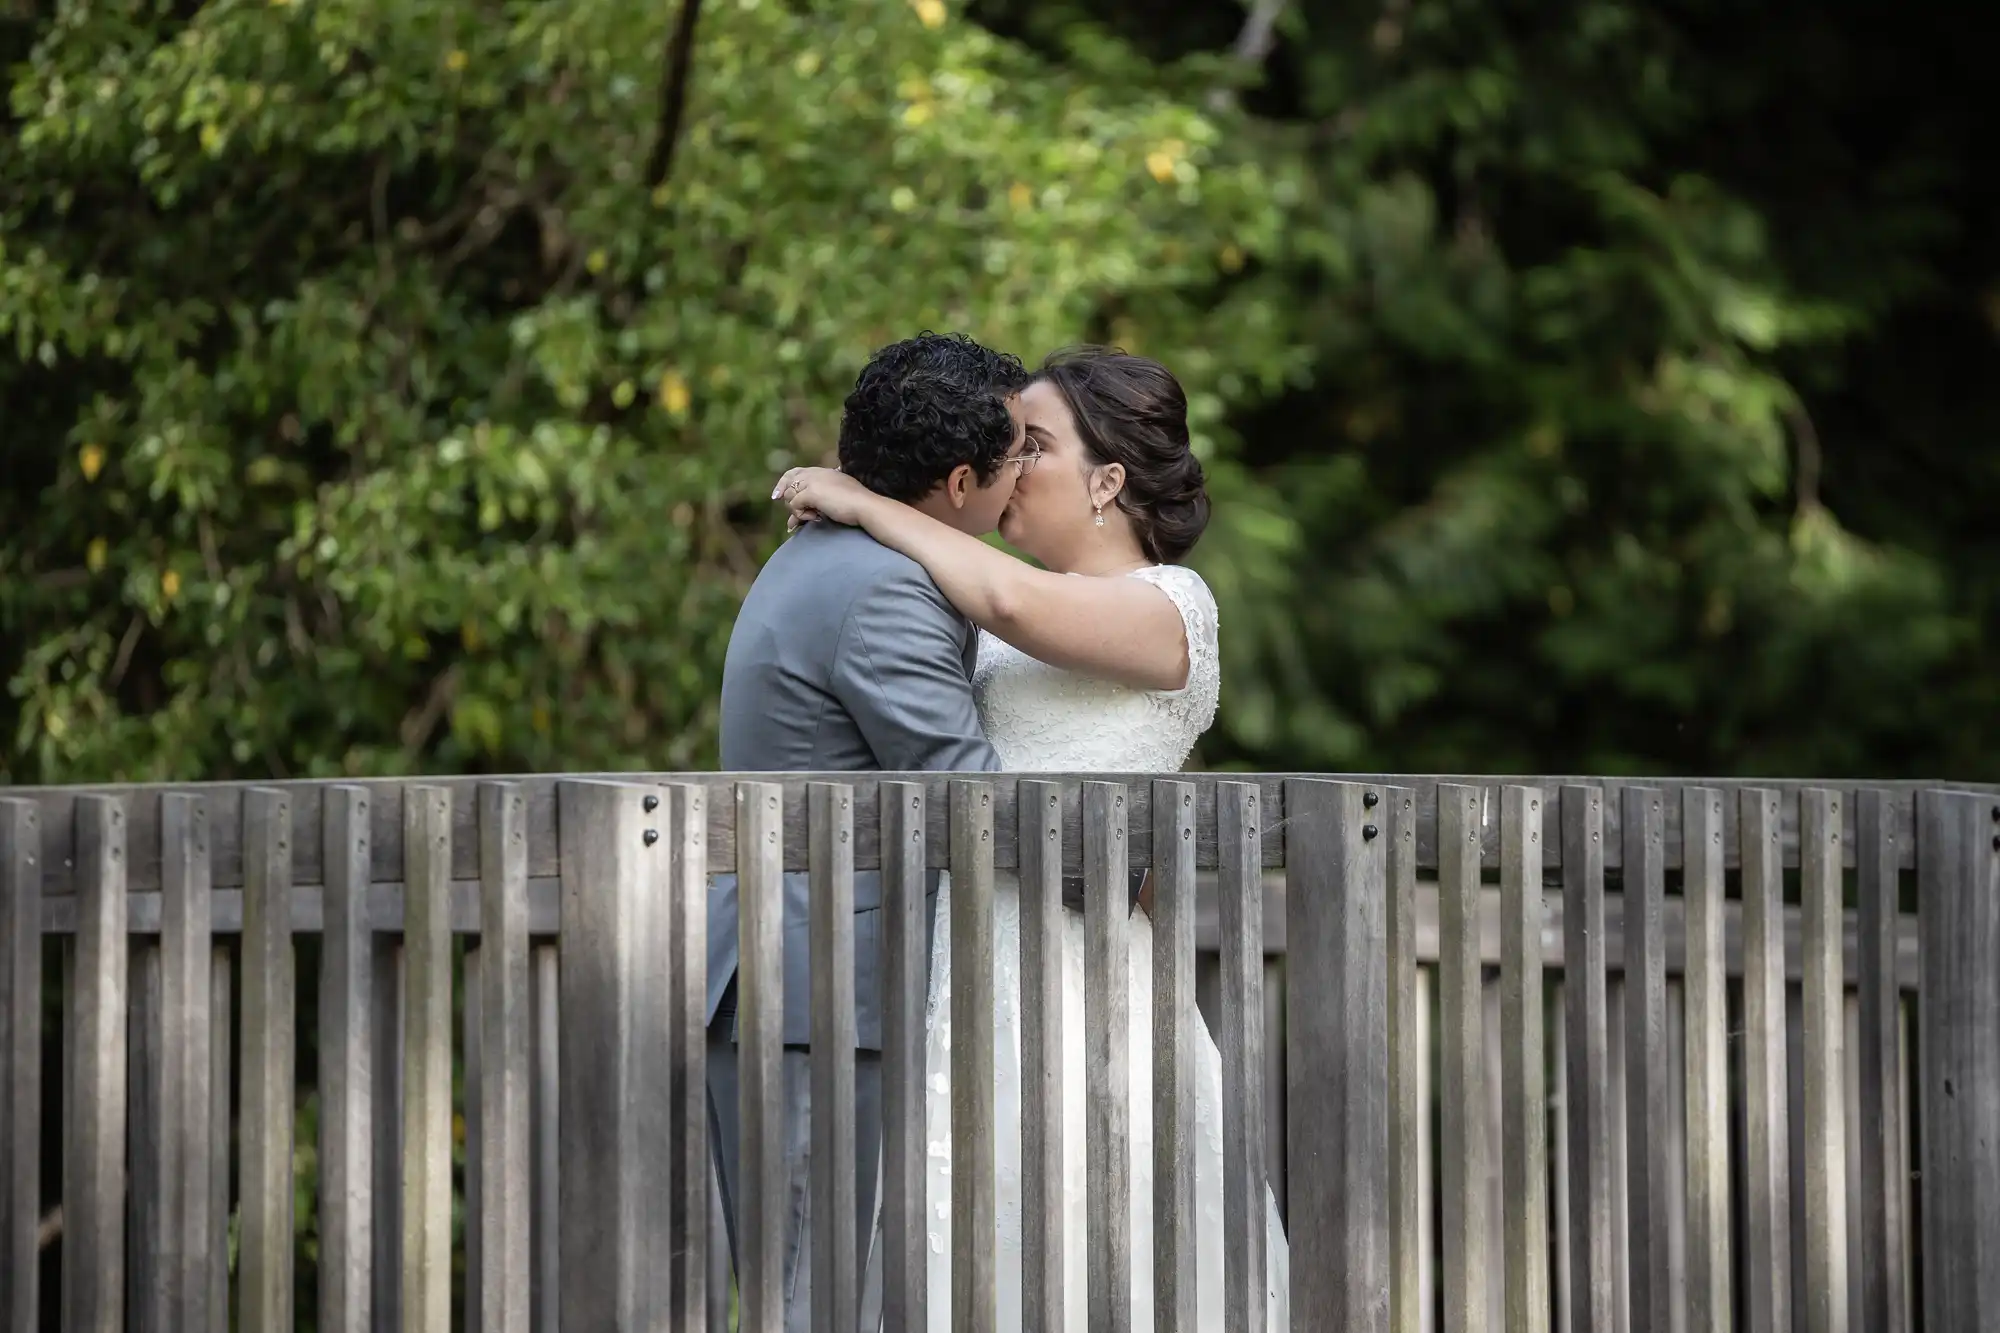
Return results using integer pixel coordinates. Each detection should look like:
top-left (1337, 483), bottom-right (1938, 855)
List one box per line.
top-left (1061, 560), bottom-right (1159, 578)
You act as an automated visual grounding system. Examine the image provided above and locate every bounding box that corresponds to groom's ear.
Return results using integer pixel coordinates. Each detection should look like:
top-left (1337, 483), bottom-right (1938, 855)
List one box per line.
top-left (940, 462), bottom-right (974, 509)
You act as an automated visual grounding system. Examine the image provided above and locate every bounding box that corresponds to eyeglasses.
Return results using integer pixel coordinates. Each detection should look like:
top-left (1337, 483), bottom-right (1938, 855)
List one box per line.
top-left (1006, 440), bottom-right (1044, 476)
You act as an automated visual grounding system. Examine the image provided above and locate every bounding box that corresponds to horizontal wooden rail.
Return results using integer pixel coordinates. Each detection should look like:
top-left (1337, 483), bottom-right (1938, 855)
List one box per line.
top-left (11, 774), bottom-right (1996, 894)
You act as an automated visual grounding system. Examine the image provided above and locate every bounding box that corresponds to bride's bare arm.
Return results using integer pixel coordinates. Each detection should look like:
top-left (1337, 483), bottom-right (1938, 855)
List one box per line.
top-left (778, 469), bottom-right (1191, 691)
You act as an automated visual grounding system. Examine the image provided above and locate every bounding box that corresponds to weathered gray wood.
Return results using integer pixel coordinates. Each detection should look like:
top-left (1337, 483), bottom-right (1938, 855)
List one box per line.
top-left (372, 939), bottom-right (404, 1331)
top-left (1085, 780), bottom-right (1133, 1333)
top-left (530, 942), bottom-right (560, 1333)
top-left (481, 782), bottom-right (537, 1333)
top-left (1799, 789), bottom-right (1848, 1333)
top-left (466, 947), bottom-right (485, 1333)
top-left (734, 780), bottom-right (788, 1333)
top-left (1, 799), bottom-right (44, 1333)
top-left (1285, 778), bottom-right (1390, 1333)
top-left (1916, 789), bottom-right (2000, 1328)
top-left (1552, 979), bottom-right (1570, 1333)
top-left (320, 786), bottom-right (372, 1333)
top-left (1438, 784), bottom-right (1490, 1333)
top-left (1152, 780), bottom-right (1198, 1333)
top-left (239, 788), bottom-right (293, 1333)
top-left (1017, 780), bottom-right (1064, 1333)
top-left (1219, 781), bottom-right (1269, 1333)
top-left (557, 779), bottom-right (672, 1329)
top-left (208, 947), bottom-right (231, 1333)
top-left (1741, 788), bottom-right (1794, 1333)
top-left (155, 795), bottom-right (213, 1332)
top-left (629, 784), bottom-right (675, 1323)
top-left (1852, 789), bottom-right (1904, 1333)
top-left (667, 783), bottom-right (710, 1333)
top-left (28, 774), bottom-right (2000, 898)
top-left (952, 780), bottom-right (999, 1333)
top-left (810, 782), bottom-right (860, 1333)
top-left (880, 781), bottom-right (929, 1333)
top-left (69, 796), bottom-right (131, 1333)
top-left (128, 931), bottom-right (164, 1333)
top-left (1681, 788), bottom-right (1731, 1333)
top-left (1623, 787), bottom-right (1671, 1333)
top-left (402, 785), bottom-right (454, 1333)
top-left (1561, 785), bottom-right (1614, 1333)
top-left (1501, 786), bottom-right (1550, 1333)
top-left (1665, 981), bottom-right (1689, 1333)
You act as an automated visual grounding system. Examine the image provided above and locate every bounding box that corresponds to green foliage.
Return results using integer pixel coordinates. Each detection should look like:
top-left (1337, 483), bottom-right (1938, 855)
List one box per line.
top-left (4, 0), bottom-right (1996, 785)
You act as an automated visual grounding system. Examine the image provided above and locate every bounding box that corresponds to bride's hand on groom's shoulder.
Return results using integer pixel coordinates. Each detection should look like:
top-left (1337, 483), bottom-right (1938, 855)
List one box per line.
top-left (773, 465), bottom-right (872, 531)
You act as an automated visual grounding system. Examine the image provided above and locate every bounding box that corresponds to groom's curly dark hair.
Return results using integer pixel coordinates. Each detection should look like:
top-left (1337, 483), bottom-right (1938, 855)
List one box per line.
top-left (838, 332), bottom-right (1030, 501)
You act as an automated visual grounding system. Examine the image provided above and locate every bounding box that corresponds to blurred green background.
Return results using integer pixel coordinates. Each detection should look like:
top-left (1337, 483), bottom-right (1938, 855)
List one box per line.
top-left (4, 0), bottom-right (1995, 785)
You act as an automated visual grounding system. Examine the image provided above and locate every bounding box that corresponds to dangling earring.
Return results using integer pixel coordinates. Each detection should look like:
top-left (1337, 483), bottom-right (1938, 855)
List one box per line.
top-left (1093, 502), bottom-right (1105, 528)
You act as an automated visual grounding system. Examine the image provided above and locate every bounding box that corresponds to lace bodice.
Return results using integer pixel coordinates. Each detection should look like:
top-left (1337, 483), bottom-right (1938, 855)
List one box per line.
top-left (971, 564), bottom-right (1220, 772)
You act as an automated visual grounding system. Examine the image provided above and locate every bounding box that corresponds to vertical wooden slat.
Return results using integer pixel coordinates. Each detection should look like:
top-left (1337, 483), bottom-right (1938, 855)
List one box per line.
top-left (128, 913), bottom-right (164, 1333)
top-left (465, 946), bottom-right (485, 1333)
top-left (530, 943), bottom-right (560, 1333)
top-left (1561, 785), bottom-right (1615, 1333)
top-left (238, 788), bottom-right (292, 1333)
top-left (952, 780), bottom-right (999, 1333)
top-left (209, 946), bottom-right (232, 1333)
top-left (403, 785), bottom-right (454, 1333)
top-left (1623, 787), bottom-right (1671, 1333)
top-left (1439, 784), bottom-right (1490, 1333)
top-left (70, 796), bottom-right (130, 1332)
top-left (1916, 789), bottom-right (2000, 1328)
top-left (734, 780), bottom-right (787, 1333)
top-left (1017, 780), bottom-right (1063, 1333)
top-left (667, 784), bottom-right (710, 1333)
top-left (1152, 780), bottom-right (1197, 1333)
top-left (1220, 781), bottom-right (1269, 1333)
top-left (1852, 789), bottom-right (1905, 1333)
top-left (1680, 788), bottom-right (1731, 1333)
top-left (1799, 789), bottom-right (1848, 1333)
top-left (1419, 966), bottom-right (1438, 1333)
top-left (881, 781), bottom-right (929, 1333)
top-left (557, 779), bottom-right (674, 1329)
top-left (1665, 982), bottom-right (1688, 1333)
top-left (372, 938), bottom-right (404, 1331)
top-left (1286, 778), bottom-right (1390, 1333)
top-left (1085, 780), bottom-right (1133, 1333)
top-left (1501, 786), bottom-right (1550, 1333)
top-left (1552, 982), bottom-right (1572, 1333)
top-left (320, 786), bottom-right (372, 1333)
top-left (1483, 978), bottom-right (1505, 1329)
top-left (1607, 976), bottom-right (1630, 1333)
top-left (810, 782), bottom-right (860, 1333)
top-left (628, 786), bottom-right (675, 1323)
top-left (156, 795), bottom-right (213, 1332)
top-left (0, 799), bottom-right (42, 1333)
top-left (1741, 788), bottom-right (1794, 1333)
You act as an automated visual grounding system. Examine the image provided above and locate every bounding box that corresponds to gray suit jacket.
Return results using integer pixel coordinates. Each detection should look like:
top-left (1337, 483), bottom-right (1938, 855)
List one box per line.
top-left (713, 522), bottom-right (1001, 1049)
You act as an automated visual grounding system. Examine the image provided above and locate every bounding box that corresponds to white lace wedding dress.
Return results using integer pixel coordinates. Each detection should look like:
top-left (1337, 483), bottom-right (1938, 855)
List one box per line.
top-left (918, 564), bottom-right (1291, 1331)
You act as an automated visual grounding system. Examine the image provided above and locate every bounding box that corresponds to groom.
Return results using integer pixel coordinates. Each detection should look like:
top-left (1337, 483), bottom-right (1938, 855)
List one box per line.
top-left (710, 332), bottom-right (1030, 1330)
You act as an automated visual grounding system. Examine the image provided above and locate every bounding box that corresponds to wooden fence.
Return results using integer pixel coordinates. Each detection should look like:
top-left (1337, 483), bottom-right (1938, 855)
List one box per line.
top-left (1, 775), bottom-right (1996, 1333)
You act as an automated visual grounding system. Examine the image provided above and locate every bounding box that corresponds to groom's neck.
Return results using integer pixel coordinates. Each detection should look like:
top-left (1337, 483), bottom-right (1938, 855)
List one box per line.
top-left (909, 488), bottom-right (978, 535)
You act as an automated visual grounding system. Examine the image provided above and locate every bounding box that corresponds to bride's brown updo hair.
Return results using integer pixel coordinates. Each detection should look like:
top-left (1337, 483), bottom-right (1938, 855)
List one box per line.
top-left (1032, 346), bottom-right (1210, 564)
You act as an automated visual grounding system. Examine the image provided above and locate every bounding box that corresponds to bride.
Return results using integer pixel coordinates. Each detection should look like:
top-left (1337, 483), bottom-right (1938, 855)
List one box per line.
top-left (775, 347), bottom-right (1289, 1332)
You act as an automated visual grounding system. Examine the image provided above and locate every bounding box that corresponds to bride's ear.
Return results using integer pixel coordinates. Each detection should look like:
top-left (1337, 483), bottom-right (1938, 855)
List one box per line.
top-left (1090, 462), bottom-right (1126, 509)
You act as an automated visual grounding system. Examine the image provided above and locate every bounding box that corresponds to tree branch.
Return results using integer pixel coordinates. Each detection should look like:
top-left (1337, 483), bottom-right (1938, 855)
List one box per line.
top-left (645, 0), bottom-right (706, 189)
top-left (1208, 0), bottom-right (1289, 111)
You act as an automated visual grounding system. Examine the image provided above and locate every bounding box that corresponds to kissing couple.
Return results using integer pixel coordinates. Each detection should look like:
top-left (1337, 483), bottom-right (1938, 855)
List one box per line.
top-left (708, 333), bottom-right (1289, 1331)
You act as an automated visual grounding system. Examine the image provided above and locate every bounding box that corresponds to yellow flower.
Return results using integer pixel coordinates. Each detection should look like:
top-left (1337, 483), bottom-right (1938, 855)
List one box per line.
top-left (86, 538), bottom-right (108, 573)
top-left (79, 442), bottom-right (105, 482)
top-left (161, 569), bottom-right (182, 600)
top-left (612, 379), bottom-right (636, 408)
top-left (912, 0), bottom-right (946, 30)
top-left (658, 370), bottom-right (691, 416)
top-left (1008, 181), bottom-right (1033, 211)
top-left (794, 50), bottom-right (822, 78)
top-left (445, 49), bottom-right (469, 73)
top-left (1219, 244), bottom-right (1245, 273)
top-left (1146, 151), bottom-right (1177, 184)
top-left (586, 248), bottom-right (608, 275)
top-left (901, 102), bottom-right (933, 127)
